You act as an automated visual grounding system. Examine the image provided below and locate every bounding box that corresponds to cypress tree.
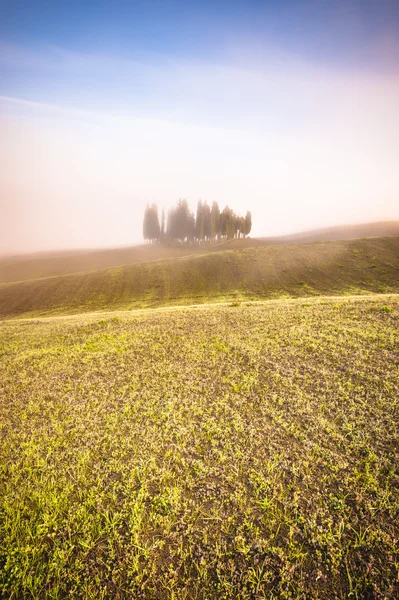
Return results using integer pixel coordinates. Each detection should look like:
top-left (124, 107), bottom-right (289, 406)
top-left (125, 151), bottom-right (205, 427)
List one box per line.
top-left (143, 204), bottom-right (150, 242)
top-left (203, 202), bottom-right (211, 241)
top-left (240, 216), bottom-right (246, 238)
top-left (210, 201), bottom-right (220, 242)
top-left (195, 200), bottom-right (204, 242)
top-left (149, 204), bottom-right (160, 242)
top-left (235, 215), bottom-right (241, 239)
top-left (245, 211), bottom-right (252, 237)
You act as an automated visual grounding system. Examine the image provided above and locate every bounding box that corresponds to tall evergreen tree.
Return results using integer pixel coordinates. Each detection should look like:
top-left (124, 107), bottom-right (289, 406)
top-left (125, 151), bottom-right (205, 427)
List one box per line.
top-left (220, 206), bottom-right (228, 239)
top-left (148, 204), bottom-right (160, 242)
top-left (195, 200), bottom-right (204, 242)
top-left (143, 204), bottom-right (150, 242)
top-left (239, 216), bottom-right (246, 238)
top-left (210, 201), bottom-right (220, 242)
top-left (220, 206), bottom-right (235, 240)
top-left (176, 199), bottom-right (190, 240)
top-left (187, 211), bottom-right (195, 241)
top-left (203, 202), bottom-right (211, 241)
top-left (245, 211), bottom-right (252, 237)
top-left (235, 215), bottom-right (242, 239)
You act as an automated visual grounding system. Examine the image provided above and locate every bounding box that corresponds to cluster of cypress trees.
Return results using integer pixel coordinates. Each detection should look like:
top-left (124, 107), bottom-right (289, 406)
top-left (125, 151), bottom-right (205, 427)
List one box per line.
top-left (143, 200), bottom-right (252, 243)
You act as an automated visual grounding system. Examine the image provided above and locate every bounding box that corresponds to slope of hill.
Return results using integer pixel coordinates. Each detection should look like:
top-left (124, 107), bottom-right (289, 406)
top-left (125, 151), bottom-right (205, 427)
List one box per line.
top-left (0, 243), bottom-right (215, 284)
top-left (1, 221), bottom-right (398, 284)
top-left (1, 235), bottom-right (398, 319)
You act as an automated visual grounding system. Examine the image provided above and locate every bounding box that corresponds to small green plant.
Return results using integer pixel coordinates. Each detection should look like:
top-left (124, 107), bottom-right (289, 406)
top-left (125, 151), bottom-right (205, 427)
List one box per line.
top-left (380, 305), bottom-right (393, 313)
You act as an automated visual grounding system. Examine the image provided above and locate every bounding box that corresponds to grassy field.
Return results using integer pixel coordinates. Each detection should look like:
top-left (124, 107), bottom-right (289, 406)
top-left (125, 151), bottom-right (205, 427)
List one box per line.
top-left (1, 236), bottom-right (399, 319)
top-left (1, 295), bottom-right (398, 598)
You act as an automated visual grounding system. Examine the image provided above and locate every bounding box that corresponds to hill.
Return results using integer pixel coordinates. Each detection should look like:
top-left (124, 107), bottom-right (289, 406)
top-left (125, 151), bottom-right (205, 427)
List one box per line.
top-left (1, 221), bottom-right (398, 284)
top-left (223, 220), bottom-right (399, 249)
top-left (1, 295), bottom-right (398, 598)
top-left (0, 243), bottom-right (215, 285)
top-left (263, 220), bottom-right (399, 244)
top-left (0, 235), bottom-right (398, 319)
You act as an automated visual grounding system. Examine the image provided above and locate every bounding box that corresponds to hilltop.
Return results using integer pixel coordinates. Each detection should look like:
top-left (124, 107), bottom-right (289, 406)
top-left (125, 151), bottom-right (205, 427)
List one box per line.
top-left (1, 221), bottom-right (398, 284)
top-left (0, 235), bottom-right (398, 319)
top-left (224, 220), bottom-right (399, 249)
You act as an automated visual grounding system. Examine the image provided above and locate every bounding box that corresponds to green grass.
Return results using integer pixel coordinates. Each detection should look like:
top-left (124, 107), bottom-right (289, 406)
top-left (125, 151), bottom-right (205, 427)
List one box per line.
top-left (1, 295), bottom-right (398, 598)
top-left (1, 236), bottom-right (399, 319)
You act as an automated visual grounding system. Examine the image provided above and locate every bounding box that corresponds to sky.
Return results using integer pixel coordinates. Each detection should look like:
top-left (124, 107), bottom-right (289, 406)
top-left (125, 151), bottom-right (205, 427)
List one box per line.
top-left (1, 0), bottom-right (399, 254)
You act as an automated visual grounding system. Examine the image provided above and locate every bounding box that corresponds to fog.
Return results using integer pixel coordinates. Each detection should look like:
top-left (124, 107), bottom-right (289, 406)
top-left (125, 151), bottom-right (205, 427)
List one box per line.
top-left (1, 42), bottom-right (399, 255)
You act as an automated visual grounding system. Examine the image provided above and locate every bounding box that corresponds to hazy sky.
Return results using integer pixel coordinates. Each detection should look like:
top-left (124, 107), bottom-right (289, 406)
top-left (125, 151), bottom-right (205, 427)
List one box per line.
top-left (1, 0), bottom-right (399, 254)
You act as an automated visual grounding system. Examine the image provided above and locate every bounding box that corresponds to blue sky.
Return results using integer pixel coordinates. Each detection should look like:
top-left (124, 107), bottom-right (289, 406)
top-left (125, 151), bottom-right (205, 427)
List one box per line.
top-left (2, 0), bottom-right (398, 66)
top-left (2, 0), bottom-right (399, 120)
top-left (1, 0), bottom-right (399, 252)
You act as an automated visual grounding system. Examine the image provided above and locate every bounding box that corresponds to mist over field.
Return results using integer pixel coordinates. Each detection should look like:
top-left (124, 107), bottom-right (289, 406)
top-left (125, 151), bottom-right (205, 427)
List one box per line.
top-left (1, 0), bottom-right (399, 254)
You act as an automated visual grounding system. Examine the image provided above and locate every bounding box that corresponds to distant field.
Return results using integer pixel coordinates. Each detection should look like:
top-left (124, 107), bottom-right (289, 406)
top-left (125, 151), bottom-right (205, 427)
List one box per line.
top-left (0, 235), bottom-right (398, 319)
top-left (0, 244), bottom-right (215, 285)
top-left (0, 295), bottom-right (398, 598)
top-left (257, 220), bottom-right (399, 245)
top-left (1, 221), bottom-right (398, 284)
